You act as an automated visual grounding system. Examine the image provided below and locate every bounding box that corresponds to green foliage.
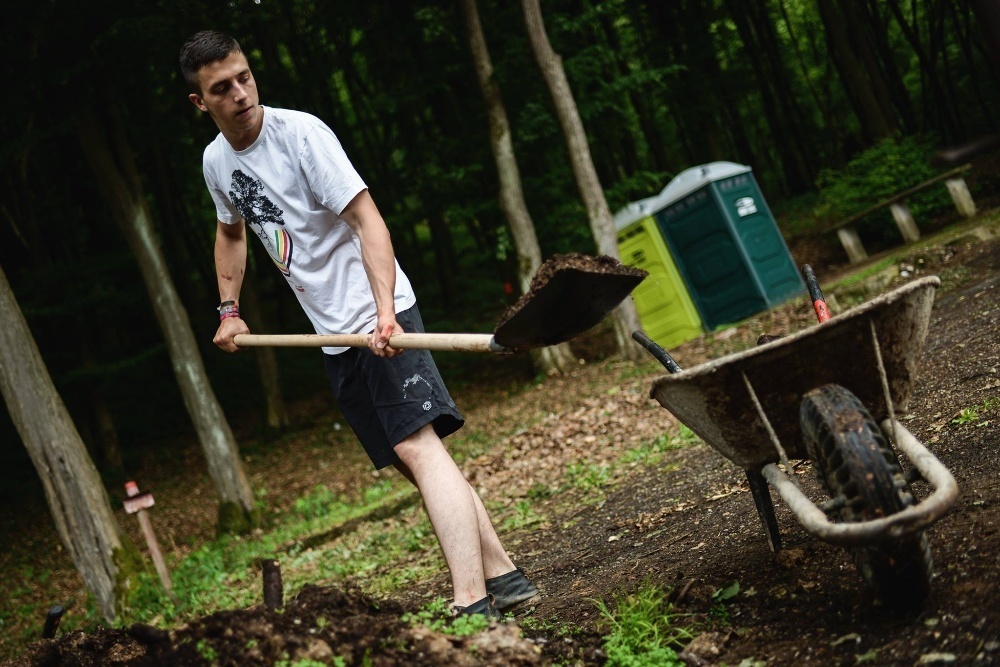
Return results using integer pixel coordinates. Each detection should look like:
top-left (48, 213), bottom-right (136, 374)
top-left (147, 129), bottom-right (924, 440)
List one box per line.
top-left (293, 485), bottom-right (349, 520)
top-left (769, 190), bottom-right (822, 237)
top-left (951, 407), bottom-right (979, 425)
top-left (196, 638), bottom-right (218, 662)
top-left (109, 479), bottom-right (422, 630)
top-left (500, 499), bottom-right (544, 531)
top-left (402, 598), bottom-right (490, 637)
top-left (565, 462), bottom-right (612, 491)
top-left (938, 265), bottom-right (973, 292)
top-left (526, 482), bottom-right (555, 501)
top-left (594, 581), bottom-right (695, 667)
top-left (950, 398), bottom-right (998, 426)
top-left (273, 658), bottom-right (344, 667)
top-left (622, 427), bottom-right (694, 465)
top-left (709, 580), bottom-right (740, 623)
top-left (814, 135), bottom-right (952, 235)
top-left (275, 659), bottom-right (343, 667)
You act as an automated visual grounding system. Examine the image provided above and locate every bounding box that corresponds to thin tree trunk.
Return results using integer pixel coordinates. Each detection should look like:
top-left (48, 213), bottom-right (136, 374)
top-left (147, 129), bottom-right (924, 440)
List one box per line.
top-left (238, 260), bottom-right (289, 431)
top-left (862, 0), bottom-right (917, 132)
top-left (818, 0), bottom-right (897, 142)
top-left (970, 0), bottom-right (1000, 66)
top-left (838, 0), bottom-right (900, 135)
top-left (0, 263), bottom-right (141, 622)
top-left (778, 0), bottom-right (837, 140)
top-left (78, 337), bottom-right (126, 482)
top-left (78, 112), bottom-right (258, 533)
top-left (521, 0), bottom-right (644, 361)
top-left (459, 0), bottom-right (577, 374)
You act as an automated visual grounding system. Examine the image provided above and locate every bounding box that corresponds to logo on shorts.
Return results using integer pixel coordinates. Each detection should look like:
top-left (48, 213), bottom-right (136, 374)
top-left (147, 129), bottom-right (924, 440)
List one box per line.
top-left (422, 401), bottom-right (432, 411)
top-left (402, 374), bottom-right (432, 398)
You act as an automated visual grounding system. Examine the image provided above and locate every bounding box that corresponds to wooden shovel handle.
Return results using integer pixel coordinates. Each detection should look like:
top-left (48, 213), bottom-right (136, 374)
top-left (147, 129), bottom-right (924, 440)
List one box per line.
top-left (233, 332), bottom-right (508, 353)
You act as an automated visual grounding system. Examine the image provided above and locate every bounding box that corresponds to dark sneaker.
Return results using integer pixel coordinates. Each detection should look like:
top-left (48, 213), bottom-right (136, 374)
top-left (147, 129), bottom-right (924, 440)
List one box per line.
top-left (486, 568), bottom-right (539, 612)
top-left (452, 594), bottom-right (502, 620)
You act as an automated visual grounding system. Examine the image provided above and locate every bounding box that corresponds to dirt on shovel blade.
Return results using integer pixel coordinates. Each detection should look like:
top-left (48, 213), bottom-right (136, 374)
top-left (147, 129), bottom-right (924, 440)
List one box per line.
top-left (493, 253), bottom-right (646, 351)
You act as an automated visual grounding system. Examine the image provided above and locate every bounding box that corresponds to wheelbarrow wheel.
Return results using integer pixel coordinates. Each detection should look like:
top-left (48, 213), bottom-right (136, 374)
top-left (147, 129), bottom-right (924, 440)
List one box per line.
top-left (800, 384), bottom-right (932, 607)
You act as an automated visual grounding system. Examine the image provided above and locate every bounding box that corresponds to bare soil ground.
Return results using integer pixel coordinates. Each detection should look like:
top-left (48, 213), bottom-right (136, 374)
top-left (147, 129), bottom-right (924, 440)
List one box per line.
top-left (4, 220), bottom-right (999, 666)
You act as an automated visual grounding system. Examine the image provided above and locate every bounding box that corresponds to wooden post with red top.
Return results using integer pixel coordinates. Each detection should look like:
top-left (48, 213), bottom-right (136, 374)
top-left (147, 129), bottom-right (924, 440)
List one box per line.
top-left (124, 481), bottom-right (177, 602)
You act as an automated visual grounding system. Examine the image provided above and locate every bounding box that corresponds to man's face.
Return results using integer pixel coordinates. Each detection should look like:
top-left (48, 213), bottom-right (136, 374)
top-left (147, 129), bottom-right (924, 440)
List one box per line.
top-left (188, 51), bottom-right (262, 147)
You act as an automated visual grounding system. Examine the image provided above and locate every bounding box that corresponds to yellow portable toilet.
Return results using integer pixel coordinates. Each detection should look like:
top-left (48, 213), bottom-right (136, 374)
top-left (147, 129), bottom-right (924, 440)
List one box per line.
top-left (615, 197), bottom-right (703, 349)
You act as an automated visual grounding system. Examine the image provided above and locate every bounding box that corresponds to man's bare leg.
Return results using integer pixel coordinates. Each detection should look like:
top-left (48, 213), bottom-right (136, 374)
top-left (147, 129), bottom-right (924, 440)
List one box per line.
top-left (394, 437), bottom-right (517, 580)
top-left (469, 485), bottom-right (517, 579)
top-left (393, 424), bottom-right (486, 607)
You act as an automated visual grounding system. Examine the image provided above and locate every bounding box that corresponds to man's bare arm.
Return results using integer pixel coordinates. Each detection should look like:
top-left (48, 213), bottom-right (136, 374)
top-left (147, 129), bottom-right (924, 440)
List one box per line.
top-left (213, 219), bottom-right (250, 352)
top-left (341, 190), bottom-right (401, 357)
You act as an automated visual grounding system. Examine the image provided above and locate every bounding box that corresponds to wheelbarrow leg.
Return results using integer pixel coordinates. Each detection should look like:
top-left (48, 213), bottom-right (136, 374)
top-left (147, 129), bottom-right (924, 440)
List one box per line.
top-left (745, 467), bottom-right (782, 553)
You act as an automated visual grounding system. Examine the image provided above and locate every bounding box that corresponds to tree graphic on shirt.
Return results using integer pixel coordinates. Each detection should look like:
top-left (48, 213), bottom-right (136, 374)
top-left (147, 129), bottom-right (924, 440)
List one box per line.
top-left (229, 169), bottom-right (293, 275)
top-left (229, 170), bottom-right (284, 228)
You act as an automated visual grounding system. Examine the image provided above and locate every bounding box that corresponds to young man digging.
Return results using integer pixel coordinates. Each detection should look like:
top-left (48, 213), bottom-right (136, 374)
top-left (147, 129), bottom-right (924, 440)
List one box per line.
top-left (180, 30), bottom-right (538, 618)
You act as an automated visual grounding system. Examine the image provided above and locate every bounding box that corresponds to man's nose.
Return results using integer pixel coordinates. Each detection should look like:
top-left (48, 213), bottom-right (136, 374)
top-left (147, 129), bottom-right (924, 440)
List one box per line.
top-left (233, 83), bottom-right (247, 102)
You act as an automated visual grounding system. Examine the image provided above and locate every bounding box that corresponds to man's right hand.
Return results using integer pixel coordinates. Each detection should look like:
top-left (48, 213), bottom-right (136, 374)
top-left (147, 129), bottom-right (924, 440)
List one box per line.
top-left (214, 316), bottom-right (250, 353)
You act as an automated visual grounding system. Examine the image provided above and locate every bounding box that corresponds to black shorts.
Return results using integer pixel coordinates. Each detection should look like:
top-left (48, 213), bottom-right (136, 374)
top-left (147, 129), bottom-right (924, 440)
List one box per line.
top-left (323, 304), bottom-right (464, 469)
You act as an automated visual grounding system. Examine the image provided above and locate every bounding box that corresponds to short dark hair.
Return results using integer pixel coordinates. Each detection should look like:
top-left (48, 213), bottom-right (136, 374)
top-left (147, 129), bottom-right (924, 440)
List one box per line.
top-left (179, 30), bottom-right (243, 93)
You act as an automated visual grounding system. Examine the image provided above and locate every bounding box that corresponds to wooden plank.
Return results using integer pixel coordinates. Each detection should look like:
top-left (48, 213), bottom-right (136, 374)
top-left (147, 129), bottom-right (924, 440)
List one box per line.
top-left (827, 163), bottom-right (972, 231)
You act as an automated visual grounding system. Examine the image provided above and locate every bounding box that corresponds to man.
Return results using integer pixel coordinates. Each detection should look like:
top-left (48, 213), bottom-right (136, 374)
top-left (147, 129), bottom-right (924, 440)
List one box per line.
top-left (180, 30), bottom-right (537, 618)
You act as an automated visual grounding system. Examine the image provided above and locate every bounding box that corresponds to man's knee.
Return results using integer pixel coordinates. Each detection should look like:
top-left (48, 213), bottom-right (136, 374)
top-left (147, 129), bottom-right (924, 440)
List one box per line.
top-left (393, 423), bottom-right (443, 464)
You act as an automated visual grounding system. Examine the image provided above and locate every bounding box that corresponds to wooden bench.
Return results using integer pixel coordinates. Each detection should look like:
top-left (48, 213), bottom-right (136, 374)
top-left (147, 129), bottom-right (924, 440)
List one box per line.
top-left (828, 163), bottom-right (977, 264)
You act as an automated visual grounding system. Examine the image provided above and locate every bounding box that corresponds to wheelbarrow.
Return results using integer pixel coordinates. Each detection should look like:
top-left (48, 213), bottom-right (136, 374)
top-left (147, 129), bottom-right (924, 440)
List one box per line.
top-left (633, 269), bottom-right (958, 606)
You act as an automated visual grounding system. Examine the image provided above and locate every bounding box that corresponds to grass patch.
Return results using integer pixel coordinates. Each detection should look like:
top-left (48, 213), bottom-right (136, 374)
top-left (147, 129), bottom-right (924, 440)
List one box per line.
top-left (594, 580), bottom-right (696, 667)
top-left (623, 426), bottom-right (699, 466)
top-left (498, 499), bottom-right (545, 532)
top-left (402, 597), bottom-right (490, 636)
top-left (950, 397), bottom-right (1000, 426)
top-left (101, 478), bottom-right (442, 631)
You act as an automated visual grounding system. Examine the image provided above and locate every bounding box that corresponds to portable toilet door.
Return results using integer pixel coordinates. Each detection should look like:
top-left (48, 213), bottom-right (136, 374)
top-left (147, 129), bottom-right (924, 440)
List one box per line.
top-left (714, 170), bottom-right (803, 307)
top-left (614, 198), bottom-right (703, 349)
top-left (652, 162), bottom-right (803, 330)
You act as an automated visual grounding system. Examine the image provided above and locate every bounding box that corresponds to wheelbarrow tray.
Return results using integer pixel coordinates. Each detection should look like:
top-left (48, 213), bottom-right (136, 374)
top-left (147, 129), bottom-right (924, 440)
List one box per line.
top-left (649, 276), bottom-right (940, 470)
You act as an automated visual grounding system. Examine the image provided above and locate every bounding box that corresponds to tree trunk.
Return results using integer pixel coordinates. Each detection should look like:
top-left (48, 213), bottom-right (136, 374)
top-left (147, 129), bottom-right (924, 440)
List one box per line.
top-left (238, 261), bottom-right (289, 431)
top-left (0, 262), bottom-right (142, 622)
top-left (817, 0), bottom-right (897, 143)
top-left (970, 0), bottom-right (1000, 65)
top-left (861, 0), bottom-right (917, 132)
top-left (459, 0), bottom-right (576, 374)
top-left (78, 336), bottom-right (126, 482)
top-left (521, 0), bottom-right (644, 361)
top-left (78, 112), bottom-right (258, 534)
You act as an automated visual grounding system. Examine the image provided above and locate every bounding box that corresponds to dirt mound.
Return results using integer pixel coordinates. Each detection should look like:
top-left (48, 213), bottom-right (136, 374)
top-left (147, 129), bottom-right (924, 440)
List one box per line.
top-left (19, 585), bottom-right (548, 666)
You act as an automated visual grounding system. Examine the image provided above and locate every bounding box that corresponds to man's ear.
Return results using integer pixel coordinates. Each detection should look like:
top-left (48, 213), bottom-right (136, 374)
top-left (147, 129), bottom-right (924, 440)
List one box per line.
top-left (188, 93), bottom-right (207, 112)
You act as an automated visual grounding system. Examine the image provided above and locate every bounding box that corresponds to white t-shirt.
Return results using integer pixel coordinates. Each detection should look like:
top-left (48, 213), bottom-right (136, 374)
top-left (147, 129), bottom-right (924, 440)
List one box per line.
top-left (203, 106), bottom-right (416, 353)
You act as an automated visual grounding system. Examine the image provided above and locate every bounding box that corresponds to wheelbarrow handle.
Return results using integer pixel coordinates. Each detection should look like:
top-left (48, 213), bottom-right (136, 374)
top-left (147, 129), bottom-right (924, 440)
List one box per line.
top-left (802, 264), bottom-right (831, 323)
top-left (631, 331), bottom-right (682, 373)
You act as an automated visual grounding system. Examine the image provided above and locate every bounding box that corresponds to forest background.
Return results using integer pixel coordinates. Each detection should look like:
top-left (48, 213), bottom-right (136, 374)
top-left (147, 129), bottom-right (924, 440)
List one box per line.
top-left (1, 0), bottom-right (998, 637)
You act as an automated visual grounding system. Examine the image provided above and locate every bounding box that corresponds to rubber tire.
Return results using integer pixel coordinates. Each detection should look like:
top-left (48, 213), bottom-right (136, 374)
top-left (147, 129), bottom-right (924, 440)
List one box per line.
top-left (800, 384), bottom-right (932, 607)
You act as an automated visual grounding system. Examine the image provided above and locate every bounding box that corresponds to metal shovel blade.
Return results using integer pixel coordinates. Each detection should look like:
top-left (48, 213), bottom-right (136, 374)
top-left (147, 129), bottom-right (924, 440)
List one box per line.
top-left (493, 253), bottom-right (647, 352)
top-left (232, 254), bottom-right (645, 353)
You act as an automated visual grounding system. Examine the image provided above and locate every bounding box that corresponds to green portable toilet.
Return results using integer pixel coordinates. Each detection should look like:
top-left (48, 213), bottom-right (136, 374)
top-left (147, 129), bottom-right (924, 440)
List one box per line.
top-left (652, 162), bottom-right (803, 330)
top-left (614, 197), bottom-right (703, 349)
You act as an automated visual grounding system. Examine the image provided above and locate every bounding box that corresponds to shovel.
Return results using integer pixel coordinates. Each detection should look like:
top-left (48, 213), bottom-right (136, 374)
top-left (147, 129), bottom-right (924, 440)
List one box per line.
top-left (234, 253), bottom-right (646, 353)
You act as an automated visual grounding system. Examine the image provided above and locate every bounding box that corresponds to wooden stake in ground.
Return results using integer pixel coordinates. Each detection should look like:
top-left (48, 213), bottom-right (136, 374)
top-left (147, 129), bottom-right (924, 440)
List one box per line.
top-left (261, 559), bottom-right (283, 610)
top-left (123, 481), bottom-right (177, 602)
top-left (41, 605), bottom-right (65, 639)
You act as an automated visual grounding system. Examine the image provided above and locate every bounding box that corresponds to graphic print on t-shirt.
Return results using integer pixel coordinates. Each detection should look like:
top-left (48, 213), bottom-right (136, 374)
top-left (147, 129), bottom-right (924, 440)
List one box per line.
top-left (229, 170), bottom-right (292, 276)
